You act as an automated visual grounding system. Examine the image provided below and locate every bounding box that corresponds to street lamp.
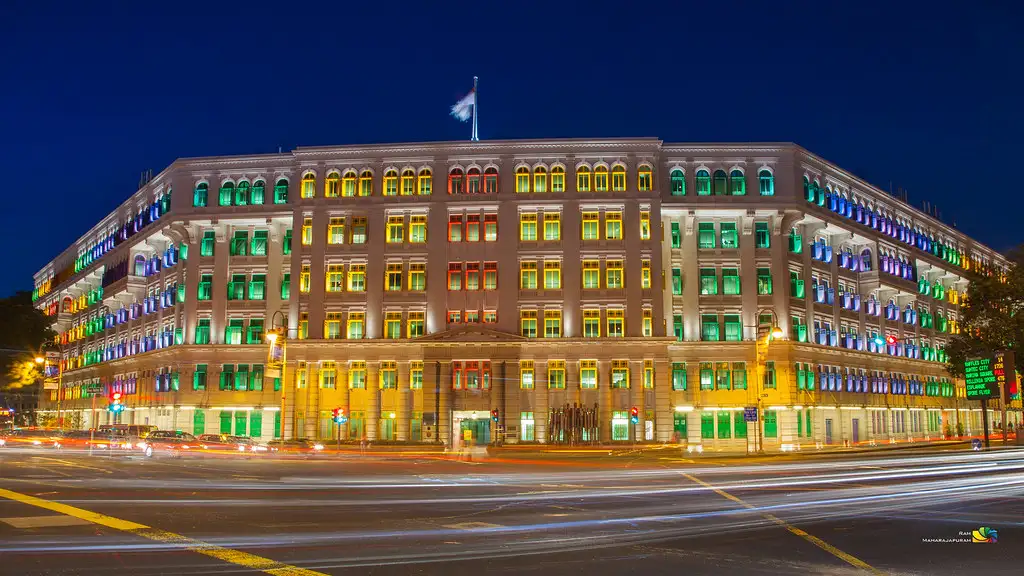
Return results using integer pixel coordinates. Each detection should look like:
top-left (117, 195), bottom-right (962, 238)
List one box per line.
top-left (267, 311), bottom-right (289, 440)
top-left (754, 309), bottom-right (783, 455)
top-left (34, 357), bottom-right (44, 364)
top-left (40, 342), bottom-right (65, 430)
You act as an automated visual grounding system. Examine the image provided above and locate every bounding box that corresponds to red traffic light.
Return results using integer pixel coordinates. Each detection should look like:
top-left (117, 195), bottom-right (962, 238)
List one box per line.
top-left (630, 406), bottom-right (639, 417)
top-left (111, 392), bottom-right (122, 402)
top-left (490, 409), bottom-right (499, 422)
top-left (885, 335), bottom-right (898, 346)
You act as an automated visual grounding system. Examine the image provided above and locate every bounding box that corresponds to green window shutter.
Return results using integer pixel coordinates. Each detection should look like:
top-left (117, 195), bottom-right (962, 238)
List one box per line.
top-left (697, 222), bottom-right (716, 248)
top-left (200, 231), bottom-right (215, 256)
top-left (251, 230), bottom-right (268, 256)
top-left (283, 229), bottom-right (292, 254)
top-left (234, 412), bottom-right (247, 436)
top-left (235, 364), bottom-right (249, 391)
top-left (219, 411), bottom-right (232, 434)
top-left (805, 410), bottom-right (812, 437)
top-left (251, 181), bottom-right (265, 205)
top-left (796, 411), bottom-right (803, 437)
top-left (281, 273), bottom-right (291, 300)
top-left (193, 410), bottom-right (206, 436)
top-left (701, 414), bottom-right (714, 438)
top-left (671, 268), bottom-right (683, 295)
top-left (734, 414), bottom-right (747, 438)
top-left (250, 412), bottom-right (263, 437)
top-left (671, 363), bottom-right (687, 390)
top-left (717, 412), bottom-right (731, 439)
top-left (764, 411), bottom-right (778, 438)
top-left (220, 365), bottom-right (234, 390)
top-left (670, 222), bottom-right (681, 248)
top-left (193, 364), bottom-right (207, 390)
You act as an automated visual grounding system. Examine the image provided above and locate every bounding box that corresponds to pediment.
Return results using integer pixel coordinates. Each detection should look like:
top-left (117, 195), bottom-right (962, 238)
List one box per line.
top-left (416, 324), bottom-right (526, 342)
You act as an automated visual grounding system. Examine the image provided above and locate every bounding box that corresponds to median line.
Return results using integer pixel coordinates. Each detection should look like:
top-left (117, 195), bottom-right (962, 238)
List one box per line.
top-left (678, 473), bottom-right (883, 575)
top-left (0, 487), bottom-right (327, 576)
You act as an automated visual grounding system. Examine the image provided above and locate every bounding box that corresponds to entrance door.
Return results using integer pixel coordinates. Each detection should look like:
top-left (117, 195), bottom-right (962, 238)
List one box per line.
top-left (851, 418), bottom-right (859, 444)
top-left (825, 419), bottom-right (833, 445)
top-left (459, 419), bottom-right (491, 445)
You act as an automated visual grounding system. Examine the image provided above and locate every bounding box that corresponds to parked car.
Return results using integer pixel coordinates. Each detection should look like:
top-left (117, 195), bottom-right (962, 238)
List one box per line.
top-left (137, 430), bottom-right (198, 457)
top-left (265, 439), bottom-right (324, 456)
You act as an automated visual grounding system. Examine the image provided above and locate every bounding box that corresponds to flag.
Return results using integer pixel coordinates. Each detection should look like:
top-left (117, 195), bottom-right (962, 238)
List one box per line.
top-left (450, 89), bottom-right (476, 122)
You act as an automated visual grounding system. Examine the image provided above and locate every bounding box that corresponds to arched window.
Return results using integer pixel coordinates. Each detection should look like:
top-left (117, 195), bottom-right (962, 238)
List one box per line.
top-left (193, 182), bottom-right (208, 207)
top-left (861, 248), bottom-right (872, 271)
top-left (594, 165), bottom-right (609, 191)
top-left (133, 254), bottom-right (146, 277)
top-left (62, 297), bottom-right (73, 313)
top-left (533, 166), bottom-right (547, 193)
top-left (729, 169), bottom-right (745, 195)
top-left (324, 172), bottom-right (340, 198)
top-left (218, 181), bottom-right (234, 206)
top-left (251, 180), bottom-right (265, 205)
top-left (400, 169), bottom-right (415, 195)
top-left (383, 170), bottom-right (398, 196)
top-left (342, 170), bottom-right (357, 197)
top-left (611, 165), bottom-right (626, 191)
top-left (576, 166), bottom-right (591, 192)
top-left (235, 180), bottom-right (250, 205)
top-left (637, 165), bottom-right (652, 191)
top-left (274, 178), bottom-right (288, 204)
top-left (550, 165), bottom-right (565, 192)
top-left (759, 169), bottom-right (774, 196)
top-left (484, 167), bottom-right (499, 194)
top-left (448, 168), bottom-right (464, 195)
top-left (803, 176), bottom-right (811, 202)
top-left (466, 168), bottom-right (481, 194)
top-left (696, 169), bottom-right (711, 195)
top-left (813, 180), bottom-right (824, 206)
top-left (417, 168), bottom-right (432, 195)
top-left (358, 170), bottom-right (373, 196)
top-left (712, 170), bottom-right (727, 195)
top-left (516, 166), bottom-right (530, 193)
top-left (301, 173), bottom-right (316, 198)
top-left (670, 169), bottom-right (685, 196)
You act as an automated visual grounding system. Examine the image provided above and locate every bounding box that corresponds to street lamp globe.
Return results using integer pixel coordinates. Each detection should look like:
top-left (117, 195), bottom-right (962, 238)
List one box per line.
top-left (266, 331), bottom-right (278, 344)
top-left (770, 326), bottom-right (784, 339)
top-left (34, 356), bottom-right (45, 364)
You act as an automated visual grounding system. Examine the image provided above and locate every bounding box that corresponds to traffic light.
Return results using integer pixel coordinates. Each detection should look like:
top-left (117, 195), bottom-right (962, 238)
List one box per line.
top-left (332, 407), bottom-right (347, 424)
top-left (630, 406), bottom-right (639, 424)
top-left (491, 409), bottom-right (499, 423)
top-left (885, 334), bottom-right (898, 346)
top-left (108, 392), bottom-right (124, 414)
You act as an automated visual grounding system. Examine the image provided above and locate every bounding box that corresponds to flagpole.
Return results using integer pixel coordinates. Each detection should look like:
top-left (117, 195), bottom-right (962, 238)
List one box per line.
top-left (471, 76), bottom-right (479, 142)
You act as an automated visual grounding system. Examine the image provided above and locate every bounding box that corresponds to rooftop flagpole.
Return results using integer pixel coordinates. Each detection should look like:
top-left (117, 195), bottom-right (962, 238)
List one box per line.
top-left (471, 76), bottom-right (479, 142)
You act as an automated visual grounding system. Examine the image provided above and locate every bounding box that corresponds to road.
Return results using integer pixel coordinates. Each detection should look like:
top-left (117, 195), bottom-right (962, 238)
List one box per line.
top-left (0, 445), bottom-right (1021, 575)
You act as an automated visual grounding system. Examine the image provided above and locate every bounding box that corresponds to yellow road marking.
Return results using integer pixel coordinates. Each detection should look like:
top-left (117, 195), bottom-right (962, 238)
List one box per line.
top-left (679, 473), bottom-right (882, 575)
top-left (0, 487), bottom-right (327, 575)
top-left (32, 457), bottom-right (113, 474)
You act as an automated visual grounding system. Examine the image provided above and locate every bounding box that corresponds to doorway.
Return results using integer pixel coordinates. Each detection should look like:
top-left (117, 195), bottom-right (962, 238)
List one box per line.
top-left (851, 418), bottom-right (859, 444)
top-left (825, 418), bottom-right (833, 445)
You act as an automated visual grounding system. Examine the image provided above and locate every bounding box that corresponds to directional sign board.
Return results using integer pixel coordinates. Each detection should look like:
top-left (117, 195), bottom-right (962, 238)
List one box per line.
top-left (964, 352), bottom-right (1015, 400)
top-left (743, 407), bottom-right (759, 422)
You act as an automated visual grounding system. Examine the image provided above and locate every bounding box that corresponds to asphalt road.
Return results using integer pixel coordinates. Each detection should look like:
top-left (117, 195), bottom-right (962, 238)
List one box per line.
top-left (0, 445), bottom-right (1021, 575)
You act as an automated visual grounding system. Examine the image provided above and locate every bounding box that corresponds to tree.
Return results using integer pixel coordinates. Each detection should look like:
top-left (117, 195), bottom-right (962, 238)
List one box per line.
top-left (0, 291), bottom-right (55, 390)
top-left (945, 247), bottom-right (1024, 378)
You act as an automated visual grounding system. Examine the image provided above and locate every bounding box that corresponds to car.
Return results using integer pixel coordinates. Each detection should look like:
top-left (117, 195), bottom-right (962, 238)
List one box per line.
top-left (0, 428), bottom-right (62, 449)
top-left (56, 429), bottom-right (134, 451)
top-left (265, 439), bottom-right (324, 456)
top-left (137, 430), bottom-right (198, 457)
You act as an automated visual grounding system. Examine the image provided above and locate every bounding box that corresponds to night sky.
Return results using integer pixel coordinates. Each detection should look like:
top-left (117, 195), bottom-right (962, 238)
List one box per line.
top-left (1, 1), bottom-right (1020, 297)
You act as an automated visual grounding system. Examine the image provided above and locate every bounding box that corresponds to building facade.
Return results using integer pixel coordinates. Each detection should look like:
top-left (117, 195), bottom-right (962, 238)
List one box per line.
top-left (31, 138), bottom-right (1021, 450)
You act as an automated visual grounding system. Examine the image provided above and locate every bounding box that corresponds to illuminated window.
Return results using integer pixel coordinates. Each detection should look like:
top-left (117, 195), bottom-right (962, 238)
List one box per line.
top-left (712, 170), bottom-right (727, 195)
top-left (447, 310), bottom-right (461, 324)
top-left (520, 261), bottom-right (538, 290)
top-left (721, 222), bottom-right (738, 248)
top-left (299, 313), bottom-right (308, 339)
top-left (605, 211), bottom-right (622, 240)
top-left (607, 309), bottom-right (624, 337)
top-left (577, 165), bottom-right (591, 191)
top-left (409, 215), bottom-right (426, 243)
top-left (757, 268), bottom-right (773, 295)
top-left (534, 166), bottom-right (547, 193)
top-left (583, 309), bottom-right (601, 338)
top-left (758, 169), bottom-right (774, 196)
top-left (701, 315), bottom-right (719, 341)
top-left (386, 215), bottom-right (404, 243)
top-left (302, 218), bottom-right (313, 246)
top-left (383, 169), bottom-right (398, 196)
top-left (639, 211), bottom-right (652, 241)
top-left (484, 167), bottom-right (498, 194)
top-left (696, 169), bottom-right (710, 195)
top-left (385, 263), bottom-right (403, 291)
top-left (465, 262), bottom-right (480, 290)
top-left (341, 170), bottom-right (357, 197)
top-left (379, 361), bottom-right (397, 389)
top-left (448, 215), bottom-right (462, 242)
top-left (551, 166), bottom-right (565, 192)
top-left (484, 262), bottom-right (498, 290)
top-left (611, 360), bottom-right (629, 389)
top-left (611, 165), bottom-right (626, 191)
top-left (580, 360), bottom-right (598, 389)
top-left (448, 168), bottom-right (464, 195)
top-left (299, 265), bottom-right (311, 293)
top-left (465, 310), bottom-right (480, 323)
top-left (358, 170), bottom-right (373, 196)
top-left (582, 260), bottom-right (600, 289)
top-left (193, 182), bottom-right (208, 207)
top-left (347, 312), bottom-right (365, 339)
top-left (448, 263), bottom-right (463, 291)
top-left (325, 312), bottom-right (343, 339)
top-left (582, 211), bottom-right (599, 240)
top-left (730, 169), bottom-right (745, 195)
top-left (543, 212), bottom-right (561, 241)
top-left (417, 168), bottom-right (432, 195)
top-left (466, 214), bottom-right (480, 241)
top-left (520, 212), bottom-right (538, 241)
top-left (638, 166), bottom-right (652, 191)
top-left (641, 259), bottom-right (652, 289)
top-left (643, 309), bottom-right (653, 337)
top-left (606, 259), bottom-right (624, 289)
top-left (543, 260), bottom-right (561, 290)
top-left (544, 309), bottom-right (562, 338)
top-left (520, 310), bottom-right (538, 338)
top-left (218, 181), bottom-right (234, 206)
top-left (723, 268), bottom-right (740, 295)
top-left (351, 217), bottom-right (366, 244)
top-left (400, 169), bottom-right (415, 195)
top-left (407, 311), bottom-right (424, 338)
top-left (384, 312), bottom-right (402, 339)
top-left (516, 166), bottom-right (530, 193)
top-left (595, 165), bottom-right (609, 191)
top-left (466, 167), bottom-right (480, 194)
top-left (408, 263), bottom-right (425, 291)
top-left (548, 360), bottom-right (566, 389)
top-left (235, 180), bottom-right (251, 205)
top-left (484, 214), bottom-right (497, 241)
top-left (483, 310), bottom-right (497, 323)
top-left (327, 218), bottom-right (345, 245)
top-left (348, 264), bottom-right (366, 292)
top-left (669, 169), bottom-right (685, 196)
top-left (348, 361), bottom-right (366, 389)
top-left (518, 360), bottom-right (535, 389)
top-left (326, 264), bottom-right (345, 292)
top-left (325, 172), bottom-right (340, 198)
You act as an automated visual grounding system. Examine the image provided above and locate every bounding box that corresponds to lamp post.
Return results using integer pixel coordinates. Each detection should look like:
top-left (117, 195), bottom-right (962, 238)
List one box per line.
top-left (753, 309), bottom-right (784, 455)
top-left (40, 342), bottom-right (65, 430)
top-left (267, 311), bottom-right (288, 441)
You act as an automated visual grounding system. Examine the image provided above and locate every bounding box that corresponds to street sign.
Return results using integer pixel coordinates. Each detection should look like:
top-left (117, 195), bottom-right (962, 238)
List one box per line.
top-left (265, 368), bottom-right (281, 378)
top-left (760, 393), bottom-right (769, 398)
top-left (42, 381), bottom-right (59, 390)
top-left (964, 355), bottom-right (1010, 400)
top-left (743, 407), bottom-right (758, 422)
top-left (45, 351), bottom-right (60, 361)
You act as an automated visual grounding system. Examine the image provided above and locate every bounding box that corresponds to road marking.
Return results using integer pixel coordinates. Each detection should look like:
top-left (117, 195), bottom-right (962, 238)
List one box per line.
top-left (444, 522), bottom-right (503, 530)
top-left (32, 457), bottom-right (112, 474)
top-left (1, 515), bottom-right (91, 528)
top-left (679, 473), bottom-right (882, 575)
top-left (0, 487), bottom-right (327, 576)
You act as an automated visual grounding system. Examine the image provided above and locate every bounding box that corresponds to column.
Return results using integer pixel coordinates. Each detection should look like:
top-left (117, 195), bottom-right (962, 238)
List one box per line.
top-left (535, 361), bottom-right (549, 443)
top-left (599, 360), bottom-right (612, 442)
top-left (366, 361), bottom-right (379, 441)
top-left (397, 362), bottom-right (411, 441)
top-left (337, 363), bottom-right (349, 440)
top-left (655, 359), bottom-right (672, 442)
top-left (211, 225), bottom-right (229, 343)
top-left (630, 360), bottom-right (644, 441)
top-left (438, 361), bottom-right (451, 447)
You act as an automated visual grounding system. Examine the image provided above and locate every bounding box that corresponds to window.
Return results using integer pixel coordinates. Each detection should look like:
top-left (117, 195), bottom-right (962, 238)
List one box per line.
top-left (639, 210), bottom-right (651, 240)
top-left (543, 260), bottom-right (561, 290)
top-left (520, 213), bottom-right (537, 241)
top-left (516, 167), bottom-right (530, 193)
top-left (700, 362), bottom-right (714, 390)
top-left (701, 314), bottom-right (720, 341)
top-left (581, 211), bottom-right (599, 240)
top-left (302, 218), bottom-right (313, 246)
top-left (722, 268), bottom-right (740, 295)
top-left (720, 223), bottom-right (738, 248)
top-left (324, 172), bottom-right (340, 198)
top-left (228, 274), bottom-right (246, 300)
top-left (409, 215), bottom-right (426, 243)
top-left (466, 215), bottom-right (480, 241)
top-left (717, 412), bottom-right (732, 439)
top-left (319, 361), bottom-right (336, 389)
top-left (755, 222), bottom-right (770, 248)
top-left (219, 365), bottom-right (235, 391)
top-left (479, 166), bottom-right (496, 194)
top-left (577, 165), bottom-right (591, 191)
top-left (219, 181), bottom-right (234, 206)
top-left (730, 170), bottom-right (745, 195)
top-left (401, 169), bottom-right (414, 195)
top-left (520, 261), bottom-right (538, 290)
top-left (520, 310), bottom-right (538, 338)
top-left (672, 268), bottom-right (683, 295)
top-left (348, 263), bottom-right (366, 292)
top-left (484, 214), bottom-right (497, 241)
top-left (386, 216), bottom-right (404, 243)
top-left (447, 310), bottom-right (461, 324)
top-left (246, 318), bottom-right (264, 344)
top-left (448, 263), bottom-right (463, 290)
top-left (763, 361), bottom-right (776, 389)
top-left (483, 310), bottom-right (497, 323)
top-left (341, 170), bottom-right (356, 197)
top-left (347, 312), bottom-right (365, 339)
top-left (386, 263), bottom-right (403, 291)
top-left (448, 215), bottom-right (463, 242)
top-left (716, 362), bottom-right (731, 389)
top-left (195, 319), bottom-right (211, 344)
top-left (197, 274), bottom-right (212, 301)
top-left (698, 222), bottom-right (715, 249)
top-left (595, 165), bottom-right (609, 191)
top-left (701, 413), bottom-right (714, 438)
top-left (610, 360), bottom-right (629, 389)
top-left (606, 259), bottom-right (623, 289)
top-left (757, 268), bottom-right (773, 295)
top-left (299, 313), bottom-right (308, 339)
top-left (466, 168), bottom-right (480, 194)
top-left (580, 360), bottom-right (597, 389)
top-left (235, 180), bottom-right (250, 205)
top-left (482, 262), bottom-right (496, 290)
top-left (193, 364), bottom-right (208, 390)
top-left (764, 410), bottom-right (778, 438)
top-left (224, 319), bottom-right (243, 345)
top-left (642, 309), bottom-right (653, 337)
top-left (520, 412), bottom-right (535, 441)
top-left (759, 169), bottom-right (774, 196)
top-left (638, 166), bottom-right (652, 191)
top-left (281, 273), bottom-right (290, 299)
top-left (789, 228), bottom-right (803, 254)
top-left (465, 310), bottom-right (479, 323)
top-left (326, 264), bottom-right (345, 292)
top-left (670, 169), bottom-right (685, 196)
top-left (713, 170), bottom-right (727, 195)
top-left (611, 165), bottom-right (626, 191)
top-left (384, 312), bottom-right (402, 339)
top-left (534, 166), bottom-right (547, 193)
top-left (583, 309), bottom-right (601, 338)
top-left (672, 363), bottom-right (687, 390)
top-left (383, 170), bottom-right (398, 196)
top-left (357, 170), bottom-right (372, 196)
top-left (673, 313), bottom-right (684, 341)
top-left (669, 222), bottom-right (682, 248)
top-left (407, 311), bottom-right (425, 338)
top-left (299, 264), bottom-right (310, 293)
top-left (200, 230), bottom-right (215, 256)
top-left (324, 312), bottom-right (343, 339)
top-left (607, 309), bottom-right (624, 337)
top-left (249, 274), bottom-right (266, 300)
top-left (231, 231), bottom-right (248, 256)
top-left (724, 315), bottom-right (742, 341)
top-left (543, 212), bottom-right (561, 241)
top-left (544, 309), bottom-right (561, 338)
top-left (348, 362), bottom-right (366, 389)
top-left (791, 271), bottom-right (805, 299)
top-left (699, 268), bottom-right (718, 295)
top-left (193, 182), bottom-right (208, 207)
top-left (551, 166), bottom-right (565, 192)
top-left (696, 169), bottom-right (711, 195)
top-left (350, 217), bottom-right (366, 244)
top-left (548, 360), bottom-right (566, 389)
top-left (792, 316), bottom-right (807, 342)
top-left (642, 259), bottom-right (652, 289)
top-left (249, 230), bottom-right (267, 256)
top-left (605, 211), bottom-right (622, 240)
top-left (274, 179), bottom-right (288, 204)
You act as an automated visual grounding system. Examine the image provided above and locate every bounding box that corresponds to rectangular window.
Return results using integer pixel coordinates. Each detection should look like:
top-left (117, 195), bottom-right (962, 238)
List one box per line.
top-left (484, 214), bottom-right (498, 241)
top-left (581, 211), bottom-right (599, 240)
top-left (544, 309), bottom-right (561, 338)
top-left (640, 210), bottom-right (651, 240)
top-left (605, 211), bottom-right (622, 240)
top-left (299, 313), bottom-right (308, 339)
top-left (718, 412), bottom-right (732, 439)
top-left (348, 361), bottom-right (366, 389)
top-left (763, 361), bottom-right (776, 389)
top-left (520, 412), bottom-right (535, 441)
top-left (325, 217), bottom-right (344, 245)
top-left (463, 214), bottom-right (479, 241)
top-left (219, 364), bottom-right (234, 391)
top-left (347, 312), bottom-right (365, 339)
top-left (448, 263), bottom-right (463, 291)
top-left (543, 260), bottom-right (561, 290)
top-left (672, 268), bottom-right (683, 295)
top-left (280, 273), bottom-right (290, 299)
top-left (583, 309), bottom-right (601, 338)
top-left (720, 223), bottom-right (738, 248)
top-left (193, 364), bottom-right (207, 390)
top-left (408, 263), bottom-right (425, 291)
top-left (380, 362), bottom-right (397, 389)
top-left (672, 362), bottom-right (687, 390)
top-left (611, 360), bottom-right (629, 389)
top-left (283, 229), bottom-right (292, 254)
top-left (757, 268), bottom-right (773, 295)
top-left (320, 362), bottom-right (336, 389)
top-left (465, 310), bottom-right (479, 323)
top-left (194, 319), bottom-right (211, 345)
top-left (723, 314), bottom-right (742, 342)
top-left (350, 217), bottom-right (367, 244)
top-left (755, 222), bottom-right (770, 249)
top-left (701, 413), bottom-right (714, 438)
top-left (250, 230), bottom-right (268, 256)
top-left (716, 362), bottom-right (731, 389)
top-left (519, 213), bottom-right (537, 241)
top-left (228, 274), bottom-right (246, 300)
top-left (732, 361), bottom-right (747, 390)
top-left (606, 309), bottom-right (624, 338)
top-left (520, 310), bottom-right (538, 338)
top-left (520, 261), bottom-right (538, 290)
top-left (409, 215), bottom-right (427, 243)
top-left (700, 362), bottom-right (714, 390)
top-left (699, 268), bottom-right (718, 295)
top-left (386, 215), bottom-right (404, 243)
top-left (385, 263), bottom-right (403, 291)
top-left (789, 228), bottom-right (803, 254)
top-left (483, 310), bottom-right (497, 323)
top-left (324, 312), bottom-right (343, 339)
top-left (548, 360), bottom-right (566, 389)
top-left (606, 259), bottom-right (623, 289)
top-left (246, 318), bottom-right (264, 344)
top-left (701, 314), bottom-right (720, 341)
top-left (465, 262), bottom-right (480, 290)
top-left (723, 268), bottom-right (740, 295)
top-left (230, 231), bottom-right (248, 256)
top-left (448, 215), bottom-right (463, 242)
top-left (579, 360), bottom-right (597, 389)
top-left (520, 360), bottom-right (535, 389)
top-left (407, 311), bottom-right (425, 338)
top-left (790, 271), bottom-right (805, 299)
top-left (642, 259), bottom-right (652, 289)
top-left (673, 313), bottom-right (684, 341)
top-left (302, 218), bottom-right (313, 246)
top-left (200, 230), bottom-right (215, 257)
top-left (481, 262), bottom-right (496, 290)
top-left (642, 309), bottom-right (653, 337)
top-left (670, 222), bottom-right (682, 248)
top-left (326, 264), bottom-right (345, 292)
top-left (339, 263), bottom-right (362, 292)
top-left (697, 222), bottom-right (715, 249)
top-left (582, 260), bottom-right (600, 289)
top-left (410, 361), bottom-right (423, 389)
top-left (248, 274), bottom-right (266, 300)
top-left (447, 310), bottom-right (461, 324)
top-left (224, 319), bottom-right (243, 345)
top-left (543, 212), bottom-right (561, 241)
top-left (197, 274), bottom-right (212, 301)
